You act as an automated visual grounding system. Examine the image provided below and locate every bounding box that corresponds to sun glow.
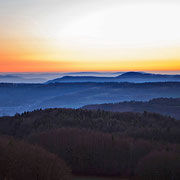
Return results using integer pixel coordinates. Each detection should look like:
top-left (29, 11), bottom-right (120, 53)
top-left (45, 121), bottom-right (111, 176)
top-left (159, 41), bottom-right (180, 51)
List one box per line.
top-left (54, 3), bottom-right (180, 49)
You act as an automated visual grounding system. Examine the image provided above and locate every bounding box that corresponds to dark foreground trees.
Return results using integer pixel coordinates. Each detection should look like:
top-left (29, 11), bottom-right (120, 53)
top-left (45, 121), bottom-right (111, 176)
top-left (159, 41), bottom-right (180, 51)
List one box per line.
top-left (136, 151), bottom-right (180, 180)
top-left (27, 128), bottom-right (180, 179)
top-left (28, 128), bottom-right (179, 177)
top-left (0, 137), bottom-right (70, 180)
top-left (1, 108), bottom-right (180, 179)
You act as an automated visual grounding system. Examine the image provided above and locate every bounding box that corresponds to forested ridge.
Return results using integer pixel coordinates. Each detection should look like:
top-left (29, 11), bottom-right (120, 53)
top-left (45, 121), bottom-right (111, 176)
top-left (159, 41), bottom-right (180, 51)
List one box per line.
top-left (0, 108), bottom-right (180, 143)
top-left (82, 97), bottom-right (180, 119)
top-left (0, 108), bottom-right (180, 179)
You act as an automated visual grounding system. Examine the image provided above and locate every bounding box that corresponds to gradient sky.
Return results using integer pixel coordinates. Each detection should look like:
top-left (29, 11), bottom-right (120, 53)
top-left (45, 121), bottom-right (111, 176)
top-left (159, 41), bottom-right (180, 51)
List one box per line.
top-left (0, 0), bottom-right (180, 72)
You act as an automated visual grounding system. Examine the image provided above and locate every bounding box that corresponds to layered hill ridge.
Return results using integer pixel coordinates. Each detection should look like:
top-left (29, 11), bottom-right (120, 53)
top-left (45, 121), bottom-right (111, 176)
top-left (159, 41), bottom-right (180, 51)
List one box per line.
top-left (47, 71), bottom-right (180, 83)
top-left (82, 97), bottom-right (180, 120)
top-left (1, 82), bottom-right (180, 116)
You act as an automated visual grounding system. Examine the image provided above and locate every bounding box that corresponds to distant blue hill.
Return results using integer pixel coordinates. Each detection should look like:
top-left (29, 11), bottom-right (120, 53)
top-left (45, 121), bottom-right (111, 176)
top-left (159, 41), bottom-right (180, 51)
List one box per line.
top-left (0, 75), bottom-right (46, 83)
top-left (47, 72), bottom-right (180, 83)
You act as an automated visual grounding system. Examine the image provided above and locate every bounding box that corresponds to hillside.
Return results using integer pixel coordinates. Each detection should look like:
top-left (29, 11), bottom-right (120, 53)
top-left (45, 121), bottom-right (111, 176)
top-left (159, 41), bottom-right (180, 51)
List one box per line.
top-left (82, 98), bottom-right (180, 120)
top-left (1, 82), bottom-right (180, 116)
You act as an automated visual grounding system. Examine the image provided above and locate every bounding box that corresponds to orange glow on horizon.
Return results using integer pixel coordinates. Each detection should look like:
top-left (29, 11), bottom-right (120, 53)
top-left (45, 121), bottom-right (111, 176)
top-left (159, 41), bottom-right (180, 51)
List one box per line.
top-left (1, 37), bottom-right (180, 73)
top-left (1, 58), bottom-right (180, 73)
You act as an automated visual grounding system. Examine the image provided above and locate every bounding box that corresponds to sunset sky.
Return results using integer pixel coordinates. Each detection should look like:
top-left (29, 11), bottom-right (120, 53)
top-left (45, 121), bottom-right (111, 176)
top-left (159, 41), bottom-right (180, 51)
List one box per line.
top-left (0, 0), bottom-right (180, 72)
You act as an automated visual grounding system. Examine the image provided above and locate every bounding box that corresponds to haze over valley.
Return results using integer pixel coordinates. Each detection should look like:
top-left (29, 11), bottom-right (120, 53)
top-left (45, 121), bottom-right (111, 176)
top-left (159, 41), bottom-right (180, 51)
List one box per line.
top-left (1, 72), bottom-right (180, 116)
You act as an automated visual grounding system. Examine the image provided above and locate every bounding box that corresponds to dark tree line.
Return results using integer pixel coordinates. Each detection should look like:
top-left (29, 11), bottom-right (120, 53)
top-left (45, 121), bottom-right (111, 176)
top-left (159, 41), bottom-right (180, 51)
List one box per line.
top-left (1, 108), bottom-right (180, 143)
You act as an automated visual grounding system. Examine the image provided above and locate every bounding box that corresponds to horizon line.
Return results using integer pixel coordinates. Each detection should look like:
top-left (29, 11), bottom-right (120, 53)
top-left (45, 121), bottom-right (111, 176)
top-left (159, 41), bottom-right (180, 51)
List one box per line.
top-left (1, 70), bottom-right (180, 74)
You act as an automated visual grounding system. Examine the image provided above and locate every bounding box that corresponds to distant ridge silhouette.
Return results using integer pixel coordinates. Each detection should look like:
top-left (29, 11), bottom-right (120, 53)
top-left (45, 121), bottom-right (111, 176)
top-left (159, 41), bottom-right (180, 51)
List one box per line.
top-left (47, 71), bottom-right (180, 83)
